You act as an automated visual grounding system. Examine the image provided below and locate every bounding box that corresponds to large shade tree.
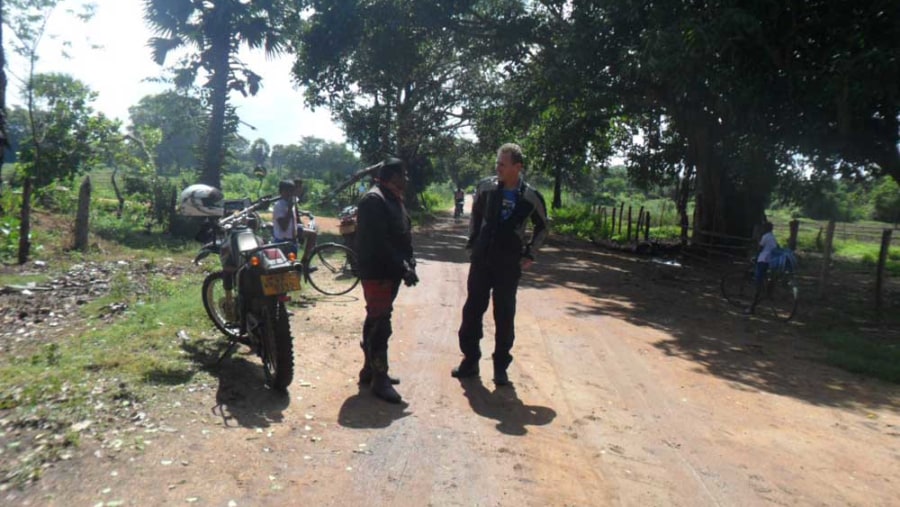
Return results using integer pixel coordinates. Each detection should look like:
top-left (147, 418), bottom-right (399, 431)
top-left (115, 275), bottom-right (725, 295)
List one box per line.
top-left (143, 0), bottom-right (297, 190)
top-left (291, 0), bottom-right (518, 202)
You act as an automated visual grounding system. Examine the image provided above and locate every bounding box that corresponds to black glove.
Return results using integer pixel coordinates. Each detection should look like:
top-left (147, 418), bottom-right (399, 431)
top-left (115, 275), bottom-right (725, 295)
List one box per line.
top-left (402, 260), bottom-right (419, 287)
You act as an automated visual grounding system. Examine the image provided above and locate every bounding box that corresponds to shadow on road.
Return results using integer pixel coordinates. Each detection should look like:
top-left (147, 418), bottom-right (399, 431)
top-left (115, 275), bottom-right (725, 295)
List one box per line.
top-left (336, 388), bottom-right (412, 429)
top-left (458, 377), bottom-right (556, 436)
top-left (180, 338), bottom-right (291, 428)
top-left (414, 215), bottom-right (899, 410)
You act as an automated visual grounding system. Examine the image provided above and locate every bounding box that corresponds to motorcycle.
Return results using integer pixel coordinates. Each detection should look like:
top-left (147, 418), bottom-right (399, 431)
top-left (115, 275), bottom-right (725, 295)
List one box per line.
top-left (192, 195), bottom-right (303, 391)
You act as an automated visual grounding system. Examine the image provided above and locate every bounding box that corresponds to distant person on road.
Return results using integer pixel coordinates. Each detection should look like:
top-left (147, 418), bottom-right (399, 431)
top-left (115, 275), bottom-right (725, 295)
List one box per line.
top-left (454, 187), bottom-right (465, 218)
top-left (748, 221), bottom-right (778, 314)
top-left (452, 143), bottom-right (549, 386)
top-left (355, 158), bottom-right (419, 403)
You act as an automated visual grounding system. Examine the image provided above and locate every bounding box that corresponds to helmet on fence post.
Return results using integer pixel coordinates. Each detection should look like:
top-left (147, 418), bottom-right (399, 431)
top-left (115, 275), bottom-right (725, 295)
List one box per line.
top-left (177, 184), bottom-right (225, 216)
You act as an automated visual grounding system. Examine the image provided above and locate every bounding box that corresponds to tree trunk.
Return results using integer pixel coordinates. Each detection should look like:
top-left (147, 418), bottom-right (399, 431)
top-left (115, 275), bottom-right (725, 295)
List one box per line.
top-left (17, 177), bottom-right (33, 264)
top-left (201, 13), bottom-right (231, 190)
top-left (74, 176), bottom-right (91, 251)
top-left (111, 166), bottom-right (124, 218)
top-left (0, 4), bottom-right (8, 205)
top-left (677, 164), bottom-right (694, 246)
top-left (552, 166), bottom-right (562, 209)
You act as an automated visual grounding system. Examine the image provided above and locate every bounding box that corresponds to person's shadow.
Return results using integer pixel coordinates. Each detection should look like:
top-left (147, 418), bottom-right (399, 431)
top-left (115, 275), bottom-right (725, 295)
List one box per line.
top-left (337, 386), bottom-right (412, 429)
top-left (459, 378), bottom-right (556, 435)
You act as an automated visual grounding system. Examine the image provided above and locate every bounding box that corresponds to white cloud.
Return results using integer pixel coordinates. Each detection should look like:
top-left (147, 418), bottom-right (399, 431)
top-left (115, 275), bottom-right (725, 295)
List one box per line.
top-left (6, 0), bottom-right (345, 146)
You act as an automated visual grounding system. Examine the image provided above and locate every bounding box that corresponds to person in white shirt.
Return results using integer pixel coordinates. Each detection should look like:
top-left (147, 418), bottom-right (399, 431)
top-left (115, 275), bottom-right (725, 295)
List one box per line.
top-left (748, 221), bottom-right (777, 314)
top-left (272, 180), bottom-right (297, 256)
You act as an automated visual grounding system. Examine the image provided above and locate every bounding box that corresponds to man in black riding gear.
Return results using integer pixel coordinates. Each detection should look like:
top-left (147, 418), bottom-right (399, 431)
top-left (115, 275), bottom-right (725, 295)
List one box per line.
top-left (452, 143), bottom-right (549, 386)
top-left (354, 158), bottom-right (418, 403)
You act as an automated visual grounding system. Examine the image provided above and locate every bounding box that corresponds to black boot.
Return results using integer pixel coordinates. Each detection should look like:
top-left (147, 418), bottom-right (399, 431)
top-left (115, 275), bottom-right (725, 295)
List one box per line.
top-left (358, 340), bottom-right (399, 385)
top-left (370, 354), bottom-right (402, 403)
top-left (358, 365), bottom-right (400, 385)
top-left (451, 357), bottom-right (480, 378)
top-left (492, 354), bottom-right (512, 386)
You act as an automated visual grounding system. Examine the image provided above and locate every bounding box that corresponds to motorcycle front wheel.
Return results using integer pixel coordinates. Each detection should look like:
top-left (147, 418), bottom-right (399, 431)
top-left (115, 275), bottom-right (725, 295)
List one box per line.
top-left (259, 300), bottom-right (294, 391)
top-left (201, 271), bottom-right (242, 339)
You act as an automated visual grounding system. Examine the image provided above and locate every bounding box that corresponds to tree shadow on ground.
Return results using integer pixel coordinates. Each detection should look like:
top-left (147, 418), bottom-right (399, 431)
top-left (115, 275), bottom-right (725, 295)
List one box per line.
top-left (458, 377), bottom-right (556, 435)
top-left (337, 387), bottom-right (412, 429)
top-left (416, 217), bottom-right (900, 410)
top-left (180, 338), bottom-right (290, 428)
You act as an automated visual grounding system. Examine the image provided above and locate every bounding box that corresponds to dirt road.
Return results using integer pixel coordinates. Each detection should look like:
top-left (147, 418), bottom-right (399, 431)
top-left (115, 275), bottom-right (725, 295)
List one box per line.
top-left (12, 215), bottom-right (900, 506)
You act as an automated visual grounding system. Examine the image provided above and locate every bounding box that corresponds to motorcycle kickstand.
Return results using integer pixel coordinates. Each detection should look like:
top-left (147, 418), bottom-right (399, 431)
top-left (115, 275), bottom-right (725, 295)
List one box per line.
top-left (216, 340), bottom-right (241, 365)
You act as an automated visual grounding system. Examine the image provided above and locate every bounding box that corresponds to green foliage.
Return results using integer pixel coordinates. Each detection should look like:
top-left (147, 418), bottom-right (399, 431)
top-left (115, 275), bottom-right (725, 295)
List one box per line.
top-left (14, 74), bottom-right (121, 188)
top-left (820, 331), bottom-right (900, 384)
top-left (871, 177), bottom-right (900, 224)
top-left (552, 205), bottom-right (608, 240)
top-left (128, 92), bottom-right (205, 175)
top-left (0, 215), bottom-right (22, 263)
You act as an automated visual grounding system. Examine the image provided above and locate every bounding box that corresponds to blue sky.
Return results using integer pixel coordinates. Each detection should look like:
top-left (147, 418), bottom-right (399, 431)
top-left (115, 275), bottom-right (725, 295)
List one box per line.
top-left (5, 0), bottom-right (346, 147)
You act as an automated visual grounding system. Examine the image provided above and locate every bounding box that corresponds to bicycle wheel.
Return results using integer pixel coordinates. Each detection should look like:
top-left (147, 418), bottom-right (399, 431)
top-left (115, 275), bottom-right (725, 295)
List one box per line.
top-left (759, 273), bottom-right (799, 322)
top-left (306, 243), bottom-right (360, 296)
top-left (720, 269), bottom-right (756, 308)
top-left (201, 271), bottom-right (242, 339)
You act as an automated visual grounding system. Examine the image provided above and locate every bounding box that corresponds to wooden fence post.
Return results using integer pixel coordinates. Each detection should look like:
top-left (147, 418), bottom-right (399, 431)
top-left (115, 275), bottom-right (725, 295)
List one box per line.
top-left (611, 207), bottom-right (617, 238)
top-left (74, 176), bottom-right (92, 252)
top-left (644, 212), bottom-right (651, 241)
top-left (875, 229), bottom-right (892, 310)
top-left (818, 220), bottom-right (836, 299)
top-left (636, 206), bottom-right (645, 240)
top-left (626, 206), bottom-right (633, 242)
top-left (788, 220), bottom-right (799, 250)
top-left (618, 202), bottom-right (625, 235)
top-left (599, 207), bottom-right (607, 239)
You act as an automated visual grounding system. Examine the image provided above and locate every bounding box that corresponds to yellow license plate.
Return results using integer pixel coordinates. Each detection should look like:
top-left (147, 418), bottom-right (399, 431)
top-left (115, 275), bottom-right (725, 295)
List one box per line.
top-left (260, 271), bottom-right (301, 295)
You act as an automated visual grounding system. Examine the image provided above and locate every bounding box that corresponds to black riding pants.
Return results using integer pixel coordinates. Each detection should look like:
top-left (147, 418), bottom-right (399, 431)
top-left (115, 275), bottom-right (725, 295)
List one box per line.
top-left (457, 260), bottom-right (521, 365)
top-left (361, 279), bottom-right (401, 371)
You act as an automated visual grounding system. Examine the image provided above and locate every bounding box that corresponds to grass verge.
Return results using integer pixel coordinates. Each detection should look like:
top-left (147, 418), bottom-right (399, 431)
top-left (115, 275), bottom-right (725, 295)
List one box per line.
top-left (819, 331), bottom-right (900, 384)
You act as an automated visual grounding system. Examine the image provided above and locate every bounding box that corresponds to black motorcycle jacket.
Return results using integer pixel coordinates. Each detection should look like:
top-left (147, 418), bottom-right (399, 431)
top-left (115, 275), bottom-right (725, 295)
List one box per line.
top-left (355, 184), bottom-right (414, 280)
top-left (467, 176), bottom-right (549, 265)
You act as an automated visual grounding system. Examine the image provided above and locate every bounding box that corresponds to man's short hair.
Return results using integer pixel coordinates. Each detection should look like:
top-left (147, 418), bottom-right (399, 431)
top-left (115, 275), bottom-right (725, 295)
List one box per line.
top-left (279, 180), bottom-right (295, 192)
top-left (378, 157), bottom-right (404, 180)
top-left (764, 221), bottom-right (774, 232)
top-left (497, 143), bottom-right (524, 167)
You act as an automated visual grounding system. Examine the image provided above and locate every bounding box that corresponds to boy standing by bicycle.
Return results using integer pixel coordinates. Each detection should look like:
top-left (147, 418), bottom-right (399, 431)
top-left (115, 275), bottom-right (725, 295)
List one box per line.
top-left (272, 180), bottom-right (298, 256)
top-left (748, 221), bottom-right (777, 314)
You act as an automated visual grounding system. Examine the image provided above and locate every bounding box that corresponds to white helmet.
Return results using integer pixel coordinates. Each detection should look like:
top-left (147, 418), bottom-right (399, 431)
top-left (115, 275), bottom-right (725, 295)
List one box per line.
top-left (177, 184), bottom-right (224, 216)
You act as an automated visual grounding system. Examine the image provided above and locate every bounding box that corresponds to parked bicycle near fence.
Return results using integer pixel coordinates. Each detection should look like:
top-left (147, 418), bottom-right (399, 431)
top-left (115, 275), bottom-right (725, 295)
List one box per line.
top-left (720, 248), bottom-right (799, 321)
top-left (286, 210), bottom-right (360, 296)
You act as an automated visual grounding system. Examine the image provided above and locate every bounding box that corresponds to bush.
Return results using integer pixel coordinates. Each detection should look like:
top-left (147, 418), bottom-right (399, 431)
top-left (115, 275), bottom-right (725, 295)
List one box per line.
top-left (871, 177), bottom-right (900, 224)
top-left (0, 215), bottom-right (20, 263)
top-left (553, 205), bottom-right (607, 240)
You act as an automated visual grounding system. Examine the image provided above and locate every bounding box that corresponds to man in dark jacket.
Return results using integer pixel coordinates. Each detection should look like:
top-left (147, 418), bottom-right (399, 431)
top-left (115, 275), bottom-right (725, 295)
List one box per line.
top-left (355, 158), bottom-right (418, 403)
top-left (452, 143), bottom-right (548, 386)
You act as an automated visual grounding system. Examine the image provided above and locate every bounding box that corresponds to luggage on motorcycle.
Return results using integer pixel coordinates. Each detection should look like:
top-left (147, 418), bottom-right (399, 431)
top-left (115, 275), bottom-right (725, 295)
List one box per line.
top-left (177, 184), bottom-right (225, 216)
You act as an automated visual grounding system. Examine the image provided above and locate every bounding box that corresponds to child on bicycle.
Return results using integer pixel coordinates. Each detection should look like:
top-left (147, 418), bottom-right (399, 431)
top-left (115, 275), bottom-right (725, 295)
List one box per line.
top-left (747, 221), bottom-right (777, 314)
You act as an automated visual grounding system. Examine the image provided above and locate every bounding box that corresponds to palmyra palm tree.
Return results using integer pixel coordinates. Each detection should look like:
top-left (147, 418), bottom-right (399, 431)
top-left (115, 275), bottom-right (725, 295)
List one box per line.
top-left (144, 0), bottom-right (294, 189)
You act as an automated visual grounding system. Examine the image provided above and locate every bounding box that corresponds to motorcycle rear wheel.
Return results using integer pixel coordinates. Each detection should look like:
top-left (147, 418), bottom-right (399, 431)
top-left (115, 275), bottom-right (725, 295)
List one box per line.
top-left (259, 300), bottom-right (294, 391)
top-left (201, 271), bottom-right (242, 339)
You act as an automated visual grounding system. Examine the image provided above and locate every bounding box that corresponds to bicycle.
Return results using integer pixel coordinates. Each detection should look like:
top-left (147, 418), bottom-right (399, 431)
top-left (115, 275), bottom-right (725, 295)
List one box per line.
top-left (720, 250), bottom-right (799, 321)
top-left (271, 210), bottom-right (361, 296)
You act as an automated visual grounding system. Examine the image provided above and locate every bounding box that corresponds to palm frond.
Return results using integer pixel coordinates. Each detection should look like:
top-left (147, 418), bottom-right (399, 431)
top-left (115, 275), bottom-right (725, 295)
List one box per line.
top-left (148, 36), bottom-right (185, 65)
